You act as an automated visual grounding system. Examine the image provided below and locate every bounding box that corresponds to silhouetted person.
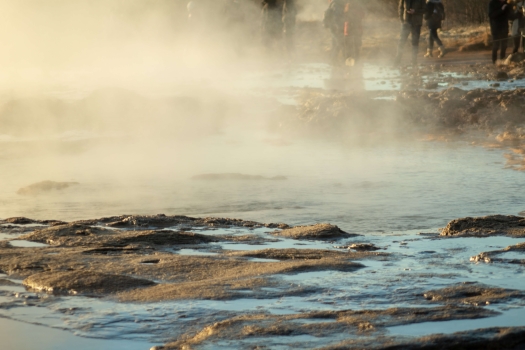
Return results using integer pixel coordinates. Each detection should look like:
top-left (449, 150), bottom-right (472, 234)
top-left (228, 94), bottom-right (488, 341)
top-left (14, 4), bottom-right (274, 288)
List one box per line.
top-left (424, 0), bottom-right (446, 58)
top-left (261, 0), bottom-right (284, 50)
top-left (283, 0), bottom-right (297, 55)
top-left (512, 1), bottom-right (525, 53)
top-left (394, 0), bottom-right (426, 66)
top-left (489, 0), bottom-right (521, 63)
top-left (324, 0), bottom-right (364, 65)
top-left (344, 0), bottom-right (366, 63)
top-left (324, 0), bottom-right (347, 65)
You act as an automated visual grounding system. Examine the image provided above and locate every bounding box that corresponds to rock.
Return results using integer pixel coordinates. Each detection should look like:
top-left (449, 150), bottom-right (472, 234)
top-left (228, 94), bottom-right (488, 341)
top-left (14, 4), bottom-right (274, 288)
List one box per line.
top-left (493, 71), bottom-right (509, 81)
top-left (423, 283), bottom-right (524, 304)
top-left (3, 217), bottom-right (36, 224)
top-left (16, 181), bottom-right (79, 196)
top-left (191, 173), bottom-right (287, 181)
top-left (490, 83), bottom-right (501, 87)
top-left (441, 87), bottom-right (466, 99)
top-left (441, 215), bottom-right (525, 237)
top-left (505, 52), bottom-right (525, 65)
top-left (272, 224), bottom-right (357, 240)
top-left (424, 82), bottom-right (439, 89)
top-left (348, 243), bottom-right (381, 251)
top-left (23, 271), bottom-right (155, 295)
top-left (470, 242), bottom-right (525, 265)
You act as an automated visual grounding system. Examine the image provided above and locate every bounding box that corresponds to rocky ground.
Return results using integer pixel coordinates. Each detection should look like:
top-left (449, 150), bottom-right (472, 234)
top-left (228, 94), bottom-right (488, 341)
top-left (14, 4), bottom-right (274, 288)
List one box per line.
top-left (1, 213), bottom-right (525, 349)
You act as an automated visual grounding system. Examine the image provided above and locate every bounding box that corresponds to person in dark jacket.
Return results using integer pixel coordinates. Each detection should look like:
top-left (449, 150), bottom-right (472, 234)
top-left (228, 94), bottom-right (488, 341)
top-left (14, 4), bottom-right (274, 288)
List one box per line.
top-left (394, 0), bottom-right (427, 66)
top-left (489, 0), bottom-right (521, 63)
top-left (344, 0), bottom-right (366, 63)
top-left (323, 0), bottom-right (365, 66)
top-left (424, 0), bottom-right (446, 58)
top-left (511, 1), bottom-right (525, 53)
top-left (324, 0), bottom-right (348, 65)
top-left (262, 0), bottom-right (284, 50)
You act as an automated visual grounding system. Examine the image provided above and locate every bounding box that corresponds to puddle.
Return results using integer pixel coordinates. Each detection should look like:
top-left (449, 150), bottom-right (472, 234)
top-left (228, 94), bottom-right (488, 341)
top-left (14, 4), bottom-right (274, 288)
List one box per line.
top-left (0, 233), bottom-right (20, 240)
top-left (176, 249), bottom-right (218, 256)
top-left (220, 236), bottom-right (334, 252)
top-left (0, 285), bottom-right (27, 293)
top-left (9, 240), bottom-right (49, 248)
top-left (0, 295), bottom-right (12, 303)
top-left (388, 307), bottom-right (525, 337)
top-left (0, 317), bottom-right (155, 350)
top-left (247, 258), bottom-right (281, 263)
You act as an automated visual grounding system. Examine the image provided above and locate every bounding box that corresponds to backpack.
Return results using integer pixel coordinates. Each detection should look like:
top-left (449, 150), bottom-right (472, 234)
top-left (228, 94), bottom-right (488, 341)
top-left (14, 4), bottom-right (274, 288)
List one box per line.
top-left (431, 3), bottom-right (444, 22)
top-left (323, 0), bottom-right (346, 29)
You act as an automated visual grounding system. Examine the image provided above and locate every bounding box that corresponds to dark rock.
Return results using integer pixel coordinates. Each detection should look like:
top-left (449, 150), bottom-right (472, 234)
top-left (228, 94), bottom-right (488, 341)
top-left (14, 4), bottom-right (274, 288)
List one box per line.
top-left (494, 71), bottom-right (509, 81)
top-left (424, 82), bottom-right (439, 89)
top-left (441, 215), bottom-right (525, 237)
top-left (272, 224), bottom-right (357, 240)
top-left (348, 243), bottom-right (381, 251)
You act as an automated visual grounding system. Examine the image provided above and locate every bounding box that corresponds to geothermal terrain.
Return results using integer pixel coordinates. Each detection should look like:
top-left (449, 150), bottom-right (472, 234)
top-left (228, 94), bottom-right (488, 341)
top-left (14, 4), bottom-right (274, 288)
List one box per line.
top-left (2, 4), bottom-right (525, 350)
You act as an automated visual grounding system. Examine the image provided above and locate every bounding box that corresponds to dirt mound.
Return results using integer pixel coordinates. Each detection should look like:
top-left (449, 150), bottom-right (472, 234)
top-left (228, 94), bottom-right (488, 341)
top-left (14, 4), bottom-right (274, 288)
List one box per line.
top-left (323, 326), bottom-right (525, 350)
top-left (272, 224), bottom-right (356, 240)
top-left (441, 215), bottom-right (525, 237)
top-left (2, 217), bottom-right (37, 224)
top-left (21, 223), bottom-right (217, 247)
top-left (16, 181), bottom-right (79, 196)
top-left (72, 214), bottom-right (288, 230)
top-left (458, 32), bottom-right (491, 52)
top-left (23, 270), bottom-right (155, 295)
top-left (471, 241), bottom-right (525, 264)
top-left (423, 283), bottom-right (524, 305)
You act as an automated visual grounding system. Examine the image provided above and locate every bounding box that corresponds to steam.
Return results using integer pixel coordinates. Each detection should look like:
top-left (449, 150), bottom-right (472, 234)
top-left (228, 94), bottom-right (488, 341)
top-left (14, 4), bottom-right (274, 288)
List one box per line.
top-left (0, 0), bottom-right (415, 221)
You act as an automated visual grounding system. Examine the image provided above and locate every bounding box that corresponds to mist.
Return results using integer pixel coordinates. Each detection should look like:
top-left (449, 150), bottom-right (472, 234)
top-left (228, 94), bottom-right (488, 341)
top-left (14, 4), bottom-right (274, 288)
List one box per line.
top-left (0, 0), bottom-right (416, 222)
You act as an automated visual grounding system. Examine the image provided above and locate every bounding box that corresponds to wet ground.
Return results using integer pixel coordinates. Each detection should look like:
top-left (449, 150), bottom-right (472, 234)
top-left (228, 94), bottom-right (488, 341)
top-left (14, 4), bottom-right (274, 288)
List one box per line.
top-left (2, 40), bottom-right (525, 348)
top-left (0, 215), bottom-right (524, 349)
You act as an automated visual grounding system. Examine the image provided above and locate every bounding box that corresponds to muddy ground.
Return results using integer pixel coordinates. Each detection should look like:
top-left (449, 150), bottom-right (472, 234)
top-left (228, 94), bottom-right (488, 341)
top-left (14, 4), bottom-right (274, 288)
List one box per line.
top-left (1, 213), bottom-right (525, 349)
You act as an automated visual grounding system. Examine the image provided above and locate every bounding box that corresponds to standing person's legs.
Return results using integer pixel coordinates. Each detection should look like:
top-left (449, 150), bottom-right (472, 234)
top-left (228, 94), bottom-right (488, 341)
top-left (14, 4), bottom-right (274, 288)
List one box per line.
top-left (411, 25), bottom-right (422, 65)
top-left (425, 27), bottom-right (434, 58)
top-left (492, 29), bottom-right (501, 63)
top-left (431, 28), bottom-right (446, 57)
top-left (394, 23), bottom-right (412, 64)
top-left (518, 28), bottom-right (525, 52)
top-left (428, 29), bottom-right (435, 50)
top-left (432, 29), bottom-right (443, 47)
top-left (331, 32), bottom-right (343, 65)
top-left (501, 33), bottom-right (508, 60)
top-left (513, 34), bottom-right (521, 54)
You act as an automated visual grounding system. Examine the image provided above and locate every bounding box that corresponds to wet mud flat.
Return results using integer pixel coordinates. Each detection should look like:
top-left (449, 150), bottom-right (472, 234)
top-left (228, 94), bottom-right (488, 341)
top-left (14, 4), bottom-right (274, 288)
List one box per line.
top-left (274, 57), bottom-right (525, 175)
top-left (0, 214), bottom-right (525, 349)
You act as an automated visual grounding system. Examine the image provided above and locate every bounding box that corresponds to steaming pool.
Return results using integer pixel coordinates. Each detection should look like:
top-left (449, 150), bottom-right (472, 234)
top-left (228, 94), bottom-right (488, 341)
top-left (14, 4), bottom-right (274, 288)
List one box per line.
top-left (1, 62), bottom-right (525, 349)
